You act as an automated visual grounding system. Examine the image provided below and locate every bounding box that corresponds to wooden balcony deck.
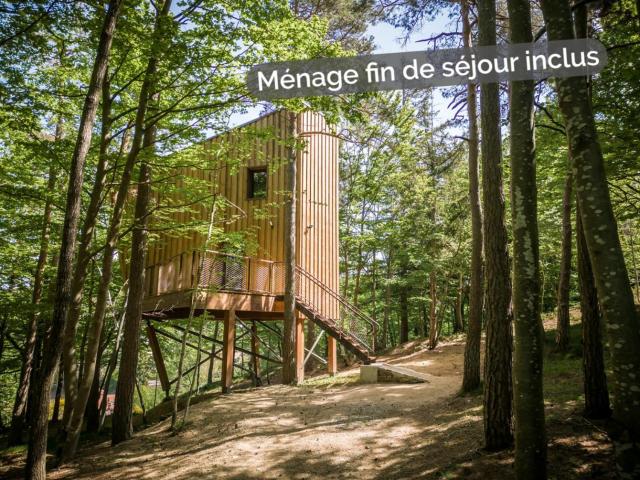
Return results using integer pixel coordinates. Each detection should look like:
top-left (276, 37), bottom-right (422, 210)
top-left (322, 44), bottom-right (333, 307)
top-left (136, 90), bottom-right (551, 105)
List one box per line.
top-left (142, 250), bottom-right (286, 318)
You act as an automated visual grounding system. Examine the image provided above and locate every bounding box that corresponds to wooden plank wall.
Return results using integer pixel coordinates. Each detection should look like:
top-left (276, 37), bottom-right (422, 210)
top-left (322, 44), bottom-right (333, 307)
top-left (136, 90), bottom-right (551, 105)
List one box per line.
top-left (296, 112), bottom-right (340, 320)
top-left (143, 110), bottom-right (340, 320)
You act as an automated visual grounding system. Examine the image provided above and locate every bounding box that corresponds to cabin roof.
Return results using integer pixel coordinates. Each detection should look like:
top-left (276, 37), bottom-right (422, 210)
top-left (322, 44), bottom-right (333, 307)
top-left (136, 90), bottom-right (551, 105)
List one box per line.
top-left (204, 108), bottom-right (285, 144)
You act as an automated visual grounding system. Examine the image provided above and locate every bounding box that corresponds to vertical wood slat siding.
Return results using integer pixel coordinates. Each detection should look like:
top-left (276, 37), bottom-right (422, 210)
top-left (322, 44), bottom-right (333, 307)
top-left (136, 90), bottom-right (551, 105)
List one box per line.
top-left (142, 110), bottom-right (339, 318)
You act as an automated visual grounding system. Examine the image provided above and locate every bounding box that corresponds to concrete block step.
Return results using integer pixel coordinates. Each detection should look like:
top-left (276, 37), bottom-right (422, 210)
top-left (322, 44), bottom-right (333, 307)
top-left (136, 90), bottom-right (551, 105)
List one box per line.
top-left (360, 363), bottom-right (431, 384)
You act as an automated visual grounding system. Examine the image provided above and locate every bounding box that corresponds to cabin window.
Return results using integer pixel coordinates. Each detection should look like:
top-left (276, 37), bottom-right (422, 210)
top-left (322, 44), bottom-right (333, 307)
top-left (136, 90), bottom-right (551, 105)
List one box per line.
top-left (247, 167), bottom-right (268, 199)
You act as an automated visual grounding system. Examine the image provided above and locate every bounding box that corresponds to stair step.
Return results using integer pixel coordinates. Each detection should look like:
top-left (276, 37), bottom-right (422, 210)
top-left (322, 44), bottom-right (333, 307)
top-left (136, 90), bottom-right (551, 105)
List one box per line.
top-left (294, 299), bottom-right (373, 363)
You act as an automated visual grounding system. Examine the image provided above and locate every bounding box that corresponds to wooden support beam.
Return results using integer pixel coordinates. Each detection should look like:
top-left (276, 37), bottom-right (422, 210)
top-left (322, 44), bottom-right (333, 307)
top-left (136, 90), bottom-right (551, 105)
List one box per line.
top-left (295, 316), bottom-right (305, 383)
top-left (146, 322), bottom-right (170, 397)
top-left (166, 322), bottom-right (277, 364)
top-left (304, 330), bottom-right (325, 366)
top-left (221, 309), bottom-right (236, 393)
top-left (327, 335), bottom-right (337, 376)
top-left (251, 321), bottom-right (261, 386)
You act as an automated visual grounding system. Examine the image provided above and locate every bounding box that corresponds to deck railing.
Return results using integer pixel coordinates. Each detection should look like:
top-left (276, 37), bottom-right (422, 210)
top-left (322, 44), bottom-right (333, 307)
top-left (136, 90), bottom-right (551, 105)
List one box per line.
top-left (294, 266), bottom-right (377, 352)
top-left (144, 250), bottom-right (283, 298)
top-left (144, 249), bottom-right (378, 352)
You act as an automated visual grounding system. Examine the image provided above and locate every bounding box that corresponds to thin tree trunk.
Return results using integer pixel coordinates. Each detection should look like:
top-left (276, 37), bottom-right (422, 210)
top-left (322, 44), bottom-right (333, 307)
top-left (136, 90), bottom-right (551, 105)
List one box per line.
top-left (435, 279), bottom-right (449, 345)
top-left (555, 171), bottom-right (572, 352)
top-left (455, 273), bottom-right (464, 333)
top-left (61, 72), bottom-right (114, 431)
top-left (111, 139), bottom-right (154, 446)
top-left (381, 252), bottom-right (391, 350)
top-left (135, 378), bottom-right (147, 425)
top-left (508, 0), bottom-right (547, 476)
top-left (399, 283), bottom-right (409, 344)
top-left (428, 271), bottom-right (438, 349)
top-left (50, 358), bottom-right (63, 425)
top-left (207, 322), bottom-right (219, 385)
top-left (353, 204), bottom-right (365, 307)
top-left (25, 3), bottom-right (122, 477)
top-left (172, 200), bottom-right (217, 430)
top-left (0, 316), bottom-right (5, 431)
top-left (479, 0), bottom-right (513, 451)
top-left (540, 1), bottom-right (640, 474)
top-left (282, 111), bottom-right (298, 385)
top-left (98, 301), bottom-right (126, 431)
top-left (371, 248), bottom-right (378, 344)
top-left (462, 0), bottom-right (483, 393)
top-left (0, 315), bottom-right (6, 373)
top-left (9, 145), bottom-right (59, 446)
top-left (577, 204), bottom-right (610, 419)
top-left (63, 8), bottom-right (169, 455)
top-left (84, 333), bottom-right (103, 433)
top-left (622, 222), bottom-right (640, 303)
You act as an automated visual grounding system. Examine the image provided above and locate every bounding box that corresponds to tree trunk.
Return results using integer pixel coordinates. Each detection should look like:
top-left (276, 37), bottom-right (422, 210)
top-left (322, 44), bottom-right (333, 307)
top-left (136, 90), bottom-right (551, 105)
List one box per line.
top-left (111, 139), bottom-right (154, 446)
top-left (282, 111), bottom-right (298, 385)
top-left (454, 273), bottom-right (464, 333)
top-left (428, 271), bottom-right (438, 349)
top-left (508, 0), bottom-right (547, 476)
top-left (50, 358), bottom-right (63, 425)
top-left (570, 11), bottom-right (605, 424)
top-left (622, 222), bottom-right (640, 303)
top-left (462, 0), bottom-right (483, 393)
top-left (9, 144), bottom-right (59, 446)
top-left (381, 253), bottom-right (392, 350)
top-left (371, 249), bottom-right (378, 349)
top-left (577, 205), bottom-right (611, 419)
top-left (207, 322), bottom-right (219, 385)
top-left (64, 6), bottom-right (171, 456)
top-left (61, 72), bottom-right (114, 431)
top-left (540, 1), bottom-right (640, 474)
top-left (84, 333), bottom-right (102, 433)
top-left (172, 198), bottom-right (217, 430)
top-left (399, 279), bottom-right (409, 344)
top-left (98, 305), bottom-right (126, 431)
top-left (479, 0), bottom-right (513, 451)
top-left (352, 204), bottom-right (365, 307)
top-left (25, 3), bottom-right (122, 477)
top-left (555, 171), bottom-right (572, 352)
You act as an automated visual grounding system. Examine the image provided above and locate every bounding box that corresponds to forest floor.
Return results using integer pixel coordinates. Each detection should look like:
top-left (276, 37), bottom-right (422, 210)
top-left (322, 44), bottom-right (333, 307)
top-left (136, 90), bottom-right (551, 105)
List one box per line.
top-left (1, 314), bottom-right (616, 479)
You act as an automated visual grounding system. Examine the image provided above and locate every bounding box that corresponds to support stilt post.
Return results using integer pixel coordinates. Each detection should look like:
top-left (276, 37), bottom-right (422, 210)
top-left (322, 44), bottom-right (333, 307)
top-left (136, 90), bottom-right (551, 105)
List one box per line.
top-left (251, 321), bottom-right (261, 386)
top-left (221, 309), bottom-right (236, 393)
top-left (327, 335), bottom-right (337, 376)
top-left (146, 321), bottom-right (170, 398)
top-left (295, 316), bottom-right (305, 383)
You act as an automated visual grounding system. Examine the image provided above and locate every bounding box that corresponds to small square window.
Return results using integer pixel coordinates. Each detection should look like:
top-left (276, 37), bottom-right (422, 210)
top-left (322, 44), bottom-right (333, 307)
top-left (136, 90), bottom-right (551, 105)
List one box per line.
top-left (248, 167), bottom-right (267, 199)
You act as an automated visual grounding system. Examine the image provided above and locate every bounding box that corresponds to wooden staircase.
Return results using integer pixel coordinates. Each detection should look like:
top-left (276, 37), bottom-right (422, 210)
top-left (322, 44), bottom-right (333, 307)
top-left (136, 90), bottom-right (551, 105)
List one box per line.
top-left (294, 266), bottom-right (377, 364)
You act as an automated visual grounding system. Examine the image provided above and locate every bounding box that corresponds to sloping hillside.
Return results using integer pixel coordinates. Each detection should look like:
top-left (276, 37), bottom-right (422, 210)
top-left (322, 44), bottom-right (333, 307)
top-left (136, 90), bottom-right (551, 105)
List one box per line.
top-left (29, 328), bottom-right (615, 480)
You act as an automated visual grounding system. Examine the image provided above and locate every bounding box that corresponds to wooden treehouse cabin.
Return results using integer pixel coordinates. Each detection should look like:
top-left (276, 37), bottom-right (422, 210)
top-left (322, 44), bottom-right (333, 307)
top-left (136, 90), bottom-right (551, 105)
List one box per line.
top-left (140, 110), bottom-right (377, 395)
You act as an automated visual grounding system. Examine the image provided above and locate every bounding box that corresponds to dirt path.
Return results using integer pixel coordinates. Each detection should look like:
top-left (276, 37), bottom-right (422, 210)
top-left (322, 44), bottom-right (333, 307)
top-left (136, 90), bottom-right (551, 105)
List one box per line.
top-left (48, 339), bottom-right (488, 480)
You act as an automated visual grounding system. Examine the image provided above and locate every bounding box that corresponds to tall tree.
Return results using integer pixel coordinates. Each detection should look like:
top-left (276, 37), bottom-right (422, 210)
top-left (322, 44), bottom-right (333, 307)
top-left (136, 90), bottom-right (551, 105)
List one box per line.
top-left (461, 0), bottom-right (483, 393)
top-left (111, 126), bottom-right (154, 445)
top-left (25, 1), bottom-right (123, 477)
top-left (573, 2), bottom-right (610, 422)
top-left (110, 0), bottom-right (173, 446)
top-left (8, 134), bottom-right (59, 446)
top-left (60, 71), bottom-right (114, 431)
top-left (282, 111), bottom-right (298, 385)
top-left (508, 0), bottom-right (547, 476)
top-left (577, 205), bottom-right (611, 419)
top-left (539, 0), bottom-right (640, 474)
top-left (555, 171), bottom-right (572, 352)
top-left (479, 0), bottom-right (513, 451)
